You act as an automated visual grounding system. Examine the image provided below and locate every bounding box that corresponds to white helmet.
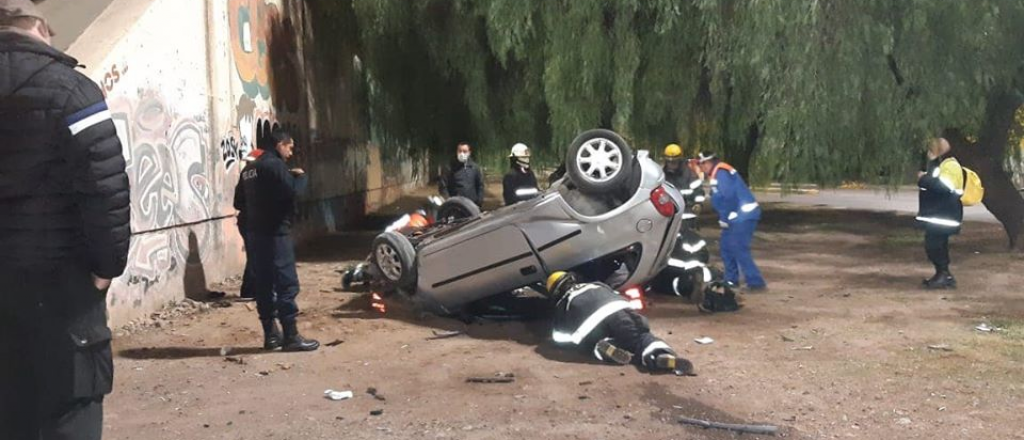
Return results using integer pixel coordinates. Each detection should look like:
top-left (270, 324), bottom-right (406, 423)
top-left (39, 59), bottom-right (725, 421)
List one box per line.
top-left (509, 143), bottom-right (530, 158)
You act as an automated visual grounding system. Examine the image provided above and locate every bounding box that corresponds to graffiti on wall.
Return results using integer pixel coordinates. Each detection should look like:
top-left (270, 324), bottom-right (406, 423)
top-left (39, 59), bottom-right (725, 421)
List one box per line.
top-left (108, 91), bottom-right (221, 307)
top-left (228, 0), bottom-right (302, 112)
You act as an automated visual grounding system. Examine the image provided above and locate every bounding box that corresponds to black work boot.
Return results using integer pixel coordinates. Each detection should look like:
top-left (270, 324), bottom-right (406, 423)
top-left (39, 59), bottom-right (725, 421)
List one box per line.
top-left (280, 318), bottom-right (319, 352)
top-left (924, 271), bottom-right (957, 290)
top-left (261, 319), bottom-right (283, 350)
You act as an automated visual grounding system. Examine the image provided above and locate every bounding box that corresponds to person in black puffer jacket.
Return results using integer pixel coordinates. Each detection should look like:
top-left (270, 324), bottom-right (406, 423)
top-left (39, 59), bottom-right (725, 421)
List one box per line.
top-left (439, 142), bottom-right (485, 207)
top-left (0, 3), bottom-right (131, 438)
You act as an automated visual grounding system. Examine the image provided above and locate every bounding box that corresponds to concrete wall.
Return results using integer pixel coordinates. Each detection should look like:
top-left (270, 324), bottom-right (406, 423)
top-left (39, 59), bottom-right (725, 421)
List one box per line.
top-left (56, 0), bottom-right (424, 326)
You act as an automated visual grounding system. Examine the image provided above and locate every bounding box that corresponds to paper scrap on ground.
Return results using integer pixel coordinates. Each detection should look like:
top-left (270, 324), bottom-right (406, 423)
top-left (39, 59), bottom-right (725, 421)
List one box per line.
top-left (694, 337), bottom-right (715, 345)
top-left (324, 390), bottom-right (354, 401)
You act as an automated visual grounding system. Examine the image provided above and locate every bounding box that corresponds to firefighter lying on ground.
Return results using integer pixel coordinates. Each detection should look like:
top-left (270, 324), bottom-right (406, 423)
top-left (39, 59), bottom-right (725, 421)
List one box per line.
top-left (546, 271), bottom-right (695, 375)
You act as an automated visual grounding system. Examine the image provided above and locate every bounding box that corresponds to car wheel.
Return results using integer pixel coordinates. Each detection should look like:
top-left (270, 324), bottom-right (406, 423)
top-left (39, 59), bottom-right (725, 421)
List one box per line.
top-left (436, 196), bottom-right (481, 224)
top-left (565, 129), bottom-right (635, 195)
top-left (371, 231), bottom-right (417, 291)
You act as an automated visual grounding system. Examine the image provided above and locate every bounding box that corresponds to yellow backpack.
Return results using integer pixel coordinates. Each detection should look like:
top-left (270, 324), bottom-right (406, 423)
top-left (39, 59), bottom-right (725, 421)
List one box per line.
top-left (960, 167), bottom-right (984, 206)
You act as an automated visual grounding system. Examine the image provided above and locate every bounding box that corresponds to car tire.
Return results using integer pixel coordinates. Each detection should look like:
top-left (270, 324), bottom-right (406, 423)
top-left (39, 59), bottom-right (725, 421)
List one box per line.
top-left (371, 231), bottom-right (417, 292)
top-left (436, 196), bottom-right (481, 224)
top-left (565, 129), bottom-right (635, 195)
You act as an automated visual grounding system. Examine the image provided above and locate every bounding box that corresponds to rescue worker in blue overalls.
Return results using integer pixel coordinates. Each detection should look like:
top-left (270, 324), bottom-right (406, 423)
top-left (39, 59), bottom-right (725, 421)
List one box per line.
top-left (697, 152), bottom-right (767, 291)
top-left (546, 271), bottom-right (694, 375)
top-left (237, 130), bottom-right (319, 352)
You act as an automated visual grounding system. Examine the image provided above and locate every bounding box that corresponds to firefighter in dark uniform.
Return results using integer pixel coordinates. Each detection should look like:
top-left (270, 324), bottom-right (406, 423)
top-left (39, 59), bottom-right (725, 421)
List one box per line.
top-left (662, 144), bottom-right (705, 230)
top-left (502, 143), bottom-right (540, 205)
top-left (650, 228), bottom-right (712, 298)
top-left (546, 272), bottom-right (694, 375)
top-left (236, 130), bottom-right (319, 352)
top-left (917, 138), bottom-right (964, 289)
top-left (1, 2), bottom-right (131, 437)
top-left (439, 142), bottom-right (485, 207)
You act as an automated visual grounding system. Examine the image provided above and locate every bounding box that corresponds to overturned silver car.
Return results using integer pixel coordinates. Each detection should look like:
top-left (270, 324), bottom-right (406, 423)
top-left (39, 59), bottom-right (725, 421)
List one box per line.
top-left (369, 129), bottom-right (686, 315)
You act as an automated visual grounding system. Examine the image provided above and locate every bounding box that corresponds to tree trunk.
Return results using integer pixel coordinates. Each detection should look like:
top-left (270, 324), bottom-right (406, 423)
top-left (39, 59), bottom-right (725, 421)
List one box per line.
top-left (946, 90), bottom-right (1024, 250)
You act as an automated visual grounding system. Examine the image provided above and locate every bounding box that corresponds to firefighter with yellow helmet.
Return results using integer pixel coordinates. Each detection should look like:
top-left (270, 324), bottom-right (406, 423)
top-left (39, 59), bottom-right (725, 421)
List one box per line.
top-left (663, 143), bottom-right (705, 229)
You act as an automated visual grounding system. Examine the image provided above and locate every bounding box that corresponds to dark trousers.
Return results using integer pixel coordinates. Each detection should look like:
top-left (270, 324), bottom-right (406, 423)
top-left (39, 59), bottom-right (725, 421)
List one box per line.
top-left (0, 265), bottom-right (112, 440)
top-left (238, 227), bottom-right (256, 299)
top-left (925, 232), bottom-right (952, 273)
top-left (720, 219), bottom-right (766, 287)
top-left (587, 310), bottom-right (672, 367)
top-left (248, 233), bottom-right (300, 322)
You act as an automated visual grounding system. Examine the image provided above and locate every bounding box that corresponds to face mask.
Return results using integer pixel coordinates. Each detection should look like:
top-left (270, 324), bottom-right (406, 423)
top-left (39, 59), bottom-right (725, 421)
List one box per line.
top-left (457, 152), bottom-right (470, 163)
top-left (516, 157), bottom-right (530, 168)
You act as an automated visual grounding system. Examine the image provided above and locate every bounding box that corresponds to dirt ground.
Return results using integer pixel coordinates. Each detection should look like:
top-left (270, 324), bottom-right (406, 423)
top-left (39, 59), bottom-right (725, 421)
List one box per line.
top-left (105, 189), bottom-right (1024, 440)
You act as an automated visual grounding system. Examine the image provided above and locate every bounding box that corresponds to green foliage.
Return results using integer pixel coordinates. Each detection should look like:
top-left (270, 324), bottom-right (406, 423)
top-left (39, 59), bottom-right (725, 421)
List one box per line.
top-left (328, 0), bottom-right (1024, 182)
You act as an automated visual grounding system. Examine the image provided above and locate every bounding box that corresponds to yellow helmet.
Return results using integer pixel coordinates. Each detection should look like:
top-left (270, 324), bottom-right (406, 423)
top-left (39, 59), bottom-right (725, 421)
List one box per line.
top-left (664, 143), bottom-right (683, 158)
top-left (546, 271), bottom-right (568, 293)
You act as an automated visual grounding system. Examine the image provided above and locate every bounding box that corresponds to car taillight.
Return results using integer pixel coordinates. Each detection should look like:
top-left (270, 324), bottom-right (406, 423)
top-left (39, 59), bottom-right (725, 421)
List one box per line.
top-left (623, 287), bottom-right (644, 311)
top-left (649, 186), bottom-right (676, 217)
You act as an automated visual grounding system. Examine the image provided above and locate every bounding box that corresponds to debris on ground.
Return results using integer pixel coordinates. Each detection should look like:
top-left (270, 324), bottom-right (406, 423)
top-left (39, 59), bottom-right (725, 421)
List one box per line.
top-left (780, 335), bottom-right (795, 342)
top-left (677, 416), bottom-right (779, 436)
top-left (324, 390), bottom-right (353, 401)
top-left (367, 387), bottom-right (386, 401)
top-left (207, 291), bottom-right (227, 299)
top-left (427, 330), bottom-right (464, 340)
top-left (792, 346), bottom-right (814, 351)
top-left (277, 362), bottom-right (293, 371)
top-left (212, 300), bottom-right (232, 308)
top-left (694, 337), bottom-right (715, 345)
top-left (256, 371), bottom-right (270, 377)
top-left (219, 347), bottom-right (232, 356)
top-left (927, 344), bottom-right (953, 352)
top-left (224, 356), bottom-right (245, 365)
top-left (370, 409), bottom-right (384, 416)
top-left (578, 381), bottom-right (593, 386)
top-left (975, 323), bottom-right (1001, 332)
top-left (325, 339), bottom-right (345, 347)
top-left (467, 373), bottom-right (516, 384)
top-left (244, 303), bottom-right (255, 312)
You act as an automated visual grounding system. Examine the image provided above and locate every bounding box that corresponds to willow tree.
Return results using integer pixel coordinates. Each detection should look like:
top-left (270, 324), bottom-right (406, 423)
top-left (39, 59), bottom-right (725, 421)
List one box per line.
top-left (698, 0), bottom-right (1024, 249)
top-left (333, 0), bottom-right (1024, 248)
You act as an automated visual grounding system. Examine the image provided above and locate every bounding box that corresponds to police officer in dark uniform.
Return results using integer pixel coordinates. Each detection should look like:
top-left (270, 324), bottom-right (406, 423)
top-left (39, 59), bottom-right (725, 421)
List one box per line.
top-left (234, 149), bottom-right (264, 299)
top-left (502, 143), bottom-right (539, 205)
top-left (236, 130), bottom-right (319, 352)
top-left (439, 142), bottom-right (485, 207)
top-left (546, 272), bottom-right (694, 375)
top-left (1, 2), bottom-right (131, 437)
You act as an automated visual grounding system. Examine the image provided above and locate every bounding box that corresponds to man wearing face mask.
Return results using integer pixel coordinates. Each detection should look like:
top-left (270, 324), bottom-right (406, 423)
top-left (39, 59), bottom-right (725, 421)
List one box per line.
top-left (439, 142), bottom-right (485, 207)
top-left (502, 143), bottom-right (539, 206)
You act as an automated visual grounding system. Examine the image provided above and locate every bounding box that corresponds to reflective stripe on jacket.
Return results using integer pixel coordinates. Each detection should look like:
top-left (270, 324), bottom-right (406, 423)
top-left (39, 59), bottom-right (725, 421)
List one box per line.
top-left (709, 162), bottom-right (760, 225)
top-left (917, 156), bottom-right (964, 234)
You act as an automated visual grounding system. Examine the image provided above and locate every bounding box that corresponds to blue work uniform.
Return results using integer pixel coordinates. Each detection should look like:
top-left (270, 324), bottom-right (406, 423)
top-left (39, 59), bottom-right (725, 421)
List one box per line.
top-left (709, 162), bottom-right (766, 288)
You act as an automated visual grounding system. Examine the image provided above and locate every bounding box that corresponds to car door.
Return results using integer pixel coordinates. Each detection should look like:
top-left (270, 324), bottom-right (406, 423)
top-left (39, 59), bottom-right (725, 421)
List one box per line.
top-left (416, 224), bottom-right (545, 312)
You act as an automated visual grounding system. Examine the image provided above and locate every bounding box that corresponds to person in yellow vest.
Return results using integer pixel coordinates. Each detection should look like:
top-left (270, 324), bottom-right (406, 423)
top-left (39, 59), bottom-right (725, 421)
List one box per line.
top-left (916, 138), bottom-right (964, 289)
